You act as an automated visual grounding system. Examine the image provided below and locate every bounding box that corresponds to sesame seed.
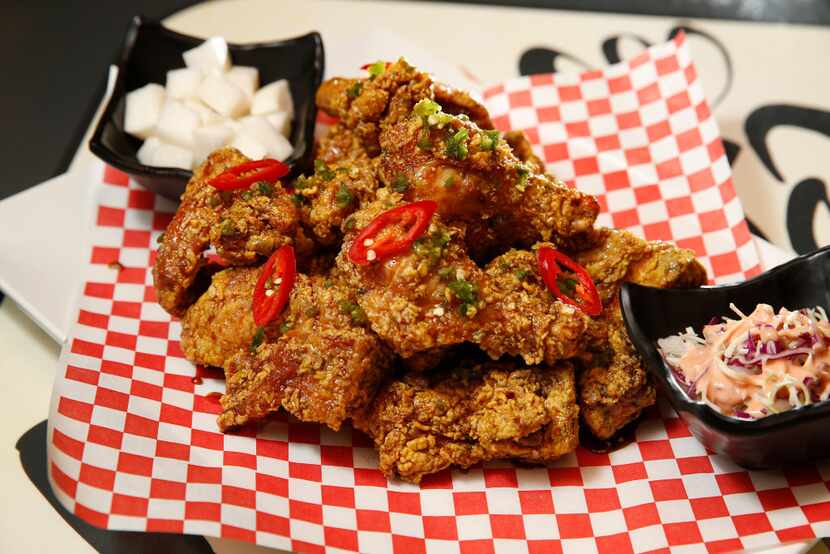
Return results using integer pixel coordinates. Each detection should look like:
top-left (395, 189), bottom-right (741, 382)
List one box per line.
top-left (363, 238), bottom-right (375, 247)
top-left (367, 249), bottom-right (377, 261)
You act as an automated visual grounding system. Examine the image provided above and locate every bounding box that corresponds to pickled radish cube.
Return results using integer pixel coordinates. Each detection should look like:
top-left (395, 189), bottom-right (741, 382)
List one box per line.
top-left (182, 37), bottom-right (230, 73)
top-left (124, 83), bottom-right (165, 139)
top-left (137, 137), bottom-right (162, 166)
top-left (251, 80), bottom-right (293, 117)
top-left (266, 111), bottom-right (292, 137)
top-left (226, 66), bottom-right (259, 98)
top-left (151, 141), bottom-right (193, 170)
top-left (193, 124), bottom-right (234, 166)
top-left (184, 99), bottom-right (222, 126)
top-left (198, 74), bottom-right (249, 118)
top-left (230, 132), bottom-right (267, 160)
top-left (155, 100), bottom-right (201, 148)
top-left (269, 133), bottom-right (293, 161)
top-left (166, 67), bottom-right (202, 99)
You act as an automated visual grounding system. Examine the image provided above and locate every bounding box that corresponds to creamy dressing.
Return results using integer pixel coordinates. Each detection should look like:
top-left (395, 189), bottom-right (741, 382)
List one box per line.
top-left (658, 304), bottom-right (830, 419)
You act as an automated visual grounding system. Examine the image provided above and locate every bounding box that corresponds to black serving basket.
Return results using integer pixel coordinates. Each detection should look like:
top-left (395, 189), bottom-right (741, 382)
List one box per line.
top-left (89, 16), bottom-right (324, 200)
top-left (621, 245), bottom-right (830, 468)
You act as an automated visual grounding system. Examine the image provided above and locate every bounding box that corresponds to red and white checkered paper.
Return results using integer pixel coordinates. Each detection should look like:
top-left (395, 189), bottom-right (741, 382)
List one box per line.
top-left (48, 34), bottom-right (830, 553)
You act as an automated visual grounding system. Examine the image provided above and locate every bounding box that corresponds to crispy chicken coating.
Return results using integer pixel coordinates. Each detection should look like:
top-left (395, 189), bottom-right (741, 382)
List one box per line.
top-left (378, 102), bottom-right (598, 260)
top-left (335, 194), bottom-right (590, 364)
top-left (218, 274), bottom-right (392, 431)
top-left (153, 148), bottom-right (307, 316)
top-left (480, 248), bottom-right (590, 364)
top-left (572, 228), bottom-right (707, 438)
top-left (293, 148), bottom-right (379, 246)
top-left (180, 267), bottom-right (258, 368)
top-left (354, 360), bottom-right (579, 483)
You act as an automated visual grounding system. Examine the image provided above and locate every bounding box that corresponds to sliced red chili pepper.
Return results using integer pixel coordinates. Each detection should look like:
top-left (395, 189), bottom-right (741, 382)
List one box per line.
top-left (537, 246), bottom-right (602, 317)
top-left (209, 159), bottom-right (290, 191)
top-left (360, 61), bottom-right (392, 71)
top-left (348, 201), bottom-right (438, 265)
top-left (252, 245), bottom-right (296, 326)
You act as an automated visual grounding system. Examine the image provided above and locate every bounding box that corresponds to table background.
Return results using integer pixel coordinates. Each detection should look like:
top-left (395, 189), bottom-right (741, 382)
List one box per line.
top-left (1, 1), bottom-right (829, 553)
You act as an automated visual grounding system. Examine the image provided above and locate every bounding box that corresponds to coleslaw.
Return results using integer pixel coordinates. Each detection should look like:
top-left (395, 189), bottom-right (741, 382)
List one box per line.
top-left (658, 303), bottom-right (830, 419)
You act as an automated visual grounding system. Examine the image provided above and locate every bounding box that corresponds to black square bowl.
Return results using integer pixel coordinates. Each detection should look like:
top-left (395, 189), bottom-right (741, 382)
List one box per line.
top-left (620, 245), bottom-right (830, 469)
top-left (89, 16), bottom-right (324, 200)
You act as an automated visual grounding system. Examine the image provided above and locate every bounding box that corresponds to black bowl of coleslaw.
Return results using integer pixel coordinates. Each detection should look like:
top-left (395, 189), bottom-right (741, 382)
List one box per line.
top-left (620, 244), bottom-right (830, 469)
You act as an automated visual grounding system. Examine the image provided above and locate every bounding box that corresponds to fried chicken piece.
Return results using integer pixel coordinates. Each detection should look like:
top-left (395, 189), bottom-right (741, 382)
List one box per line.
top-left (354, 360), bottom-right (579, 483)
top-left (480, 248), bottom-right (589, 364)
top-left (180, 267), bottom-right (258, 368)
top-left (153, 148), bottom-right (307, 316)
top-left (378, 101), bottom-right (598, 260)
top-left (335, 194), bottom-right (589, 364)
top-left (218, 274), bottom-right (392, 431)
top-left (335, 192), bottom-right (478, 358)
top-left (572, 228), bottom-right (707, 438)
top-left (316, 59), bottom-right (493, 155)
top-left (293, 143), bottom-right (380, 246)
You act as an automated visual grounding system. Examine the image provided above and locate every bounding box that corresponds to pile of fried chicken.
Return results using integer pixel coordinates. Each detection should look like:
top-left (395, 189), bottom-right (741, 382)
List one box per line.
top-left (153, 59), bottom-right (706, 483)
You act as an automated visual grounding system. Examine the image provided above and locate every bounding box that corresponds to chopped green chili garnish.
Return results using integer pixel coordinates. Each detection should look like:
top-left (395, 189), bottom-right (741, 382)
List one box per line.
top-left (443, 175), bottom-right (455, 189)
top-left (315, 160), bottom-right (336, 181)
top-left (290, 193), bottom-right (305, 206)
top-left (515, 269), bottom-right (530, 280)
top-left (343, 216), bottom-right (356, 231)
top-left (515, 165), bottom-right (530, 191)
top-left (347, 81), bottom-right (362, 98)
top-left (367, 61), bottom-right (386, 78)
top-left (249, 326), bottom-right (265, 353)
top-left (391, 174), bottom-right (409, 193)
top-left (335, 184), bottom-right (354, 207)
top-left (339, 300), bottom-right (367, 324)
top-left (257, 181), bottom-right (273, 195)
top-left (438, 266), bottom-right (455, 281)
top-left (480, 130), bottom-right (500, 151)
top-left (413, 98), bottom-right (441, 118)
top-left (445, 128), bottom-right (469, 160)
top-left (220, 219), bottom-right (237, 236)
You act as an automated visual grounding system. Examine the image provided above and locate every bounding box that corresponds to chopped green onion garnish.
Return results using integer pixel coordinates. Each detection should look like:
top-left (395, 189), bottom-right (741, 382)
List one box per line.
top-left (445, 128), bottom-right (469, 160)
top-left (335, 184), bottom-right (354, 207)
top-left (413, 98), bottom-right (441, 117)
top-left (347, 81), bottom-right (362, 98)
top-left (391, 174), bottom-right (409, 193)
top-left (249, 326), bottom-right (265, 353)
top-left (480, 130), bottom-right (500, 151)
top-left (367, 61), bottom-right (386, 78)
top-left (315, 159), bottom-right (336, 181)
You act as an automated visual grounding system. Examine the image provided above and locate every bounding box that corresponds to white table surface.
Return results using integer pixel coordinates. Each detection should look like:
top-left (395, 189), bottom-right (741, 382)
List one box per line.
top-left (1, 1), bottom-right (825, 552)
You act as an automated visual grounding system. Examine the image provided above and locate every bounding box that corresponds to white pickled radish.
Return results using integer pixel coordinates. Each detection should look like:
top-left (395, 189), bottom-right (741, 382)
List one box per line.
top-left (124, 83), bottom-right (165, 139)
top-left (198, 74), bottom-right (249, 118)
top-left (265, 111), bottom-right (292, 138)
top-left (154, 100), bottom-right (201, 148)
top-left (137, 137), bottom-right (162, 166)
top-left (192, 124), bottom-right (234, 166)
top-left (226, 66), bottom-right (259, 98)
top-left (165, 67), bottom-right (202, 99)
top-left (151, 141), bottom-right (193, 170)
top-left (251, 80), bottom-right (293, 117)
top-left (230, 133), bottom-right (267, 160)
top-left (184, 99), bottom-right (222, 126)
top-left (182, 36), bottom-right (230, 73)
top-left (269, 133), bottom-right (293, 161)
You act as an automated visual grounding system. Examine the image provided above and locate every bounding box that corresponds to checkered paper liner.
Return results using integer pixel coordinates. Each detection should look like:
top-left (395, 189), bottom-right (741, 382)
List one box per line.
top-left (47, 34), bottom-right (830, 553)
